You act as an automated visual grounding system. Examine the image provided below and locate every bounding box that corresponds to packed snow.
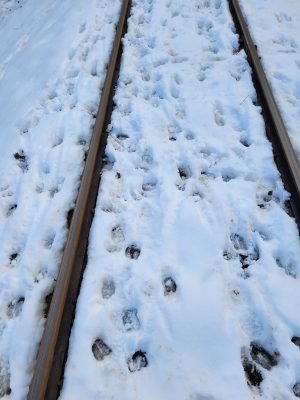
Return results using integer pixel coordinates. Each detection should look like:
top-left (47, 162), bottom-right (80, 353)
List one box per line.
top-left (60, 1), bottom-right (300, 400)
top-left (239, 0), bottom-right (300, 159)
top-left (0, 0), bottom-right (121, 397)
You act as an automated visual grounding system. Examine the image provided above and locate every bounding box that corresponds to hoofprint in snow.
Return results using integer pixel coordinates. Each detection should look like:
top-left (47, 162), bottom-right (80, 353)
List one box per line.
top-left (61, 0), bottom-right (300, 399)
top-left (0, 0), bottom-right (122, 397)
top-left (239, 0), bottom-right (300, 159)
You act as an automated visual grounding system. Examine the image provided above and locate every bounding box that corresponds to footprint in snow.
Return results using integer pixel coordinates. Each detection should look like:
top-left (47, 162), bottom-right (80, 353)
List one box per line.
top-left (291, 336), bottom-right (300, 349)
top-left (293, 383), bottom-right (300, 398)
top-left (127, 350), bottom-right (148, 372)
top-left (178, 164), bottom-right (192, 180)
top-left (106, 225), bottom-right (125, 252)
top-left (9, 252), bottom-right (19, 266)
top-left (249, 342), bottom-right (279, 370)
top-left (213, 106), bottom-right (225, 126)
top-left (14, 150), bottom-right (28, 172)
top-left (6, 203), bottom-right (17, 217)
top-left (163, 277), bottom-right (177, 295)
top-left (7, 297), bottom-right (25, 319)
top-left (0, 365), bottom-right (11, 397)
top-left (101, 278), bottom-right (115, 299)
top-left (241, 348), bottom-right (263, 388)
top-left (92, 338), bottom-right (112, 361)
top-left (125, 245), bottom-right (141, 260)
top-left (122, 309), bottom-right (140, 331)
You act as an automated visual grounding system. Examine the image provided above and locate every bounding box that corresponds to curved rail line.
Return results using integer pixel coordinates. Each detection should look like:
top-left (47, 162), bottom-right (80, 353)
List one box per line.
top-left (27, 1), bottom-right (131, 399)
top-left (229, 0), bottom-right (300, 228)
top-left (27, 0), bottom-right (299, 399)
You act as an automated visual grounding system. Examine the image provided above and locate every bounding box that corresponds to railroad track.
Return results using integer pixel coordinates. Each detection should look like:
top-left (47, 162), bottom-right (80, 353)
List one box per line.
top-left (27, 0), bottom-right (300, 399)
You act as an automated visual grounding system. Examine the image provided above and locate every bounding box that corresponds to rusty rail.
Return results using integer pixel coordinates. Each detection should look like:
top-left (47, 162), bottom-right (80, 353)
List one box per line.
top-left (27, 1), bottom-right (131, 399)
top-left (229, 0), bottom-right (300, 228)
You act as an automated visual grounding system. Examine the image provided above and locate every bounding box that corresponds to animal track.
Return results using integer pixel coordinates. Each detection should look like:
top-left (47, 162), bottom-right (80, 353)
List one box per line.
top-left (43, 232), bottom-right (55, 249)
top-left (163, 277), bottom-right (177, 295)
top-left (223, 233), bottom-right (260, 270)
top-left (127, 350), bottom-right (148, 372)
top-left (0, 364), bottom-right (11, 397)
top-left (122, 309), bottom-right (140, 331)
top-left (178, 164), bottom-right (192, 180)
top-left (7, 204), bottom-right (17, 217)
top-left (142, 176), bottom-right (157, 192)
top-left (241, 348), bottom-right (263, 388)
top-left (293, 383), bottom-right (300, 398)
top-left (14, 150), bottom-right (28, 171)
top-left (92, 338), bottom-right (112, 361)
top-left (7, 297), bottom-right (25, 319)
top-left (101, 278), bottom-right (115, 299)
top-left (250, 343), bottom-right (279, 370)
top-left (213, 106), bottom-right (225, 126)
top-left (291, 336), bottom-right (300, 348)
top-left (125, 245), bottom-right (141, 260)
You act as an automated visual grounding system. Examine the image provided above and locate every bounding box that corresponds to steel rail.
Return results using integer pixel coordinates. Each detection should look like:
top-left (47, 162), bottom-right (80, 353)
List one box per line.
top-left (27, 1), bottom-right (131, 399)
top-left (229, 0), bottom-right (300, 228)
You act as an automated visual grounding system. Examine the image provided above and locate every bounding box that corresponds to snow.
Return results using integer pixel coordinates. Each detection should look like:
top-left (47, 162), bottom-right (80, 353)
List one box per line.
top-left (239, 0), bottom-right (300, 159)
top-left (60, 1), bottom-right (300, 400)
top-left (0, 0), bottom-right (122, 397)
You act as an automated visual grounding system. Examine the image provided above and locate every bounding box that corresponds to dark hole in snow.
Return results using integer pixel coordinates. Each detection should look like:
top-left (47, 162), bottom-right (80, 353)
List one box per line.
top-left (241, 354), bottom-right (263, 387)
top-left (178, 166), bottom-right (191, 180)
top-left (291, 337), bottom-right (300, 349)
top-left (101, 279), bottom-right (115, 299)
top-left (122, 309), bottom-right (140, 331)
top-left (240, 138), bottom-right (250, 147)
top-left (293, 383), bottom-right (300, 398)
top-left (7, 204), bottom-right (17, 216)
top-left (250, 343), bottom-right (279, 370)
top-left (116, 172), bottom-right (121, 179)
top-left (163, 277), bottom-right (177, 295)
top-left (14, 150), bottom-right (28, 171)
top-left (7, 297), bottom-right (24, 319)
top-left (14, 151), bottom-right (26, 161)
top-left (127, 350), bottom-right (148, 372)
top-left (92, 339), bottom-right (112, 361)
top-left (44, 292), bottom-right (53, 318)
top-left (125, 245), bottom-right (141, 260)
top-left (9, 253), bottom-right (18, 263)
top-left (116, 133), bottom-right (129, 140)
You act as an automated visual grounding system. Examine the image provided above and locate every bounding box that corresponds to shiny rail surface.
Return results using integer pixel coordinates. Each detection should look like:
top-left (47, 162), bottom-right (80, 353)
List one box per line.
top-left (27, 1), bottom-right (131, 399)
top-left (229, 0), bottom-right (300, 228)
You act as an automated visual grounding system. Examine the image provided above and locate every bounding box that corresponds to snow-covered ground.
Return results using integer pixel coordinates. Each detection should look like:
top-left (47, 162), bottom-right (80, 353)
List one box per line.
top-left (0, 0), bottom-right (121, 397)
top-left (61, 1), bottom-right (300, 399)
top-left (239, 0), bottom-right (300, 159)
